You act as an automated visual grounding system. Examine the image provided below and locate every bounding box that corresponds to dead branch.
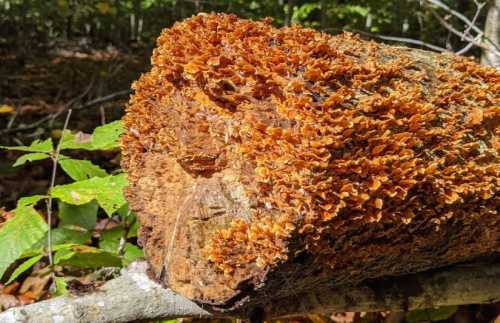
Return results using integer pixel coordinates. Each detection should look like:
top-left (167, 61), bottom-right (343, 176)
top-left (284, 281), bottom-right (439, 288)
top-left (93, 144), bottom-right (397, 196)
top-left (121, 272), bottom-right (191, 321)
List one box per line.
top-left (422, 0), bottom-right (500, 61)
top-left (430, 9), bottom-right (500, 57)
top-left (423, 0), bottom-right (500, 53)
top-left (0, 89), bottom-right (130, 135)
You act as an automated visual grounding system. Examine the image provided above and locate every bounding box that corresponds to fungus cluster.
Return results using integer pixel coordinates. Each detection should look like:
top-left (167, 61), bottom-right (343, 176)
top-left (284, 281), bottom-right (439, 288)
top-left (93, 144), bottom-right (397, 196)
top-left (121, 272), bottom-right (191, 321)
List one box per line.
top-left (122, 13), bottom-right (499, 302)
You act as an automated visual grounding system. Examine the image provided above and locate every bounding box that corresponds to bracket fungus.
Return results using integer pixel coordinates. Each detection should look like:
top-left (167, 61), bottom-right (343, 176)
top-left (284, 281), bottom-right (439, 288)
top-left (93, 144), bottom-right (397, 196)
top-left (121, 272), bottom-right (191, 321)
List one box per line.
top-left (122, 13), bottom-right (500, 317)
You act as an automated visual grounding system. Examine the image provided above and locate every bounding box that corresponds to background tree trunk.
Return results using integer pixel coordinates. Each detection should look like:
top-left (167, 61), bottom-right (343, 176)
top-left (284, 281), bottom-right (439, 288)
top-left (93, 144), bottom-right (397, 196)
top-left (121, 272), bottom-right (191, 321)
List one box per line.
top-left (481, 0), bottom-right (500, 67)
top-left (285, 0), bottom-right (294, 26)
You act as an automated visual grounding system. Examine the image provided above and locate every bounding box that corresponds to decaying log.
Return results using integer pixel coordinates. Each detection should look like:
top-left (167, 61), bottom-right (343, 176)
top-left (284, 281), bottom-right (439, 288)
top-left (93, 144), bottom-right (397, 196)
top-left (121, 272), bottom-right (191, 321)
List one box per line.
top-left (121, 13), bottom-right (500, 317)
top-left (1, 261), bottom-right (500, 323)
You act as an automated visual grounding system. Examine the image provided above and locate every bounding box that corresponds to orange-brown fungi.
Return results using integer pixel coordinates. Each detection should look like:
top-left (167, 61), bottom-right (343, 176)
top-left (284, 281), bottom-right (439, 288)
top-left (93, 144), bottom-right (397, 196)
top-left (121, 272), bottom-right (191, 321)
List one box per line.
top-left (122, 13), bottom-right (499, 316)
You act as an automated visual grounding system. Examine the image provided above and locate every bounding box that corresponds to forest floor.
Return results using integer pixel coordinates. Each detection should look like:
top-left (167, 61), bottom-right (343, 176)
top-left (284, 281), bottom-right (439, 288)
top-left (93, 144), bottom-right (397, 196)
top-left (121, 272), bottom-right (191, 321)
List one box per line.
top-left (0, 43), bottom-right (148, 209)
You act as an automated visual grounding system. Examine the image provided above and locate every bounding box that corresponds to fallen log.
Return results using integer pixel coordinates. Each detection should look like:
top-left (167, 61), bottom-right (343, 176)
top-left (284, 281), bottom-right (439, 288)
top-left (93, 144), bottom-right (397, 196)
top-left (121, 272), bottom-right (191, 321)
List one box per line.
top-left (1, 261), bottom-right (500, 323)
top-left (121, 13), bottom-right (500, 318)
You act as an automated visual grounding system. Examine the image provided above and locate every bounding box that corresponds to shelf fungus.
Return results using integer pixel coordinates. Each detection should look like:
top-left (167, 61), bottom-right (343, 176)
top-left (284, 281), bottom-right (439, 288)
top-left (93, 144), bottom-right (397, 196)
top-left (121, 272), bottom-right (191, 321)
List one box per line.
top-left (122, 13), bottom-right (500, 317)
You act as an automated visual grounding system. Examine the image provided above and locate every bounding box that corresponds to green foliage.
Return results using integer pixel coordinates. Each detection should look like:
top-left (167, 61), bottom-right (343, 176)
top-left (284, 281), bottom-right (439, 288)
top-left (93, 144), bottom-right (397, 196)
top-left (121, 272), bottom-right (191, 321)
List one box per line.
top-left (58, 201), bottom-right (98, 230)
top-left (0, 0), bottom-right (485, 60)
top-left (292, 3), bottom-right (321, 27)
top-left (54, 245), bottom-right (123, 269)
top-left (59, 131), bottom-right (94, 150)
top-left (406, 306), bottom-right (459, 322)
top-left (60, 120), bottom-right (123, 151)
top-left (51, 173), bottom-right (128, 216)
top-left (13, 152), bottom-right (50, 167)
top-left (100, 226), bottom-right (125, 252)
top-left (0, 120), bottom-right (142, 285)
top-left (122, 243), bottom-right (143, 266)
top-left (58, 158), bottom-right (107, 181)
top-left (54, 277), bottom-right (69, 296)
top-left (5, 255), bottom-right (44, 285)
top-left (0, 206), bottom-right (48, 279)
top-left (17, 195), bottom-right (46, 208)
top-left (91, 120), bottom-right (124, 150)
top-left (49, 228), bottom-right (92, 245)
top-left (0, 138), bottom-right (53, 153)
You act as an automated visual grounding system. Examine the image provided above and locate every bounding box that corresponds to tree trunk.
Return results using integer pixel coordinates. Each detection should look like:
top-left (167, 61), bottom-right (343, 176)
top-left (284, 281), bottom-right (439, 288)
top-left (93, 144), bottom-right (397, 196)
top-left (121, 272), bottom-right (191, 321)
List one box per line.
top-left (285, 0), bottom-right (294, 26)
top-left (121, 13), bottom-right (500, 318)
top-left (320, 0), bottom-right (327, 30)
top-left (481, 0), bottom-right (500, 68)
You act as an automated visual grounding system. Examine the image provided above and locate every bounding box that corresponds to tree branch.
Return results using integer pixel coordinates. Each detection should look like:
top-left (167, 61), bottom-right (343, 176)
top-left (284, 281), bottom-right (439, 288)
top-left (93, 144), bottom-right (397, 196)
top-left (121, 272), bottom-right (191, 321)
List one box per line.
top-left (430, 9), bottom-right (500, 58)
top-left (423, 0), bottom-right (500, 56)
top-left (0, 90), bottom-right (131, 135)
top-left (1, 261), bottom-right (499, 323)
top-left (0, 262), bottom-right (212, 323)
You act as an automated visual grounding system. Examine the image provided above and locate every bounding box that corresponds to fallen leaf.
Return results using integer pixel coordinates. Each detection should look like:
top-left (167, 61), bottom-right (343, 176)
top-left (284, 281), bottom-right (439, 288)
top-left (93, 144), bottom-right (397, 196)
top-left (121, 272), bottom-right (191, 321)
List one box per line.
top-left (0, 293), bottom-right (19, 311)
top-left (18, 272), bottom-right (51, 301)
top-left (0, 104), bottom-right (15, 116)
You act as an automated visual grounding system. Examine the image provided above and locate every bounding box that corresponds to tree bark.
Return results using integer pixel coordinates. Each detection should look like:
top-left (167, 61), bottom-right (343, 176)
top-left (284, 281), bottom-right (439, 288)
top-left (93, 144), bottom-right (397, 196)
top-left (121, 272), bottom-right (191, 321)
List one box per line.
top-left (285, 0), bottom-right (294, 26)
top-left (121, 13), bottom-right (500, 317)
top-left (1, 261), bottom-right (500, 323)
top-left (481, 0), bottom-right (500, 67)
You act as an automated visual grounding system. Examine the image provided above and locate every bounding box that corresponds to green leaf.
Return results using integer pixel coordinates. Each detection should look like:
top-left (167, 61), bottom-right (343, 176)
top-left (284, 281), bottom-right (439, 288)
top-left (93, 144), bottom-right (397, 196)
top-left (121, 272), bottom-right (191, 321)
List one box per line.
top-left (123, 243), bottom-right (143, 266)
top-left (59, 130), bottom-right (94, 151)
top-left (116, 203), bottom-right (130, 218)
top-left (29, 228), bottom-right (92, 252)
top-left (50, 180), bottom-right (98, 206)
top-left (96, 174), bottom-right (128, 216)
top-left (99, 225), bottom-right (143, 265)
top-left (0, 138), bottom-right (53, 153)
top-left (13, 152), bottom-right (50, 167)
top-left (0, 206), bottom-right (48, 279)
top-left (91, 120), bottom-right (124, 150)
top-left (115, 205), bottom-right (138, 237)
top-left (5, 255), bottom-right (43, 285)
top-left (406, 306), bottom-right (458, 323)
top-left (58, 201), bottom-right (98, 231)
top-left (58, 158), bottom-right (107, 181)
top-left (127, 217), bottom-right (139, 238)
top-left (17, 195), bottom-right (46, 208)
top-left (22, 243), bottom-right (79, 258)
top-left (54, 245), bottom-right (122, 269)
top-left (54, 276), bottom-right (68, 296)
top-left (51, 173), bottom-right (128, 216)
top-left (51, 228), bottom-right (92, 245)
top-left (99, 226), bottom-right (124, 253)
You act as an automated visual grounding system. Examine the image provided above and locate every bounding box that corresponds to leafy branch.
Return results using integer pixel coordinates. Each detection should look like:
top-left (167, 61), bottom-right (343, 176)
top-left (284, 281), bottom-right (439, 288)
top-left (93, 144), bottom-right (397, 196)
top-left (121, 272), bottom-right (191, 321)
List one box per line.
top-left (0, 120), bottom-right (142, 295)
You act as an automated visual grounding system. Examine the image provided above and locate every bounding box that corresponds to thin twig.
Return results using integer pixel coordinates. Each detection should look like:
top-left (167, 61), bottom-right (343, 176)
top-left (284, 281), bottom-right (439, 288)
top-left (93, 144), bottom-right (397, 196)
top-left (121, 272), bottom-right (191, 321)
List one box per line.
top-left (48, 78), bottom-right (96, 127)
top-left (117, 211), bottom-right (134, 256)
top-left (430, 9), bottom-right (500, 57)
top-left (0, 80), bottom-right (93, 135)
top-left (73, 89), bottom-right (131, 112)
top-left (46, 109), bottom-right (72, 270)
top-left (462, 1), bottom-right (486, 40)
top-left (335, 28), bottom-right (448, 52)
top-left (423, 0), bottom-right (500, 53)
top-left (365, 34), bottom-right (448, 52)
top-left (0, 89), bottom-right (130, 135)
top-left (6, 111), bottom-right (17, 129)
top-left (456, 34), bottom-right (482, 55)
